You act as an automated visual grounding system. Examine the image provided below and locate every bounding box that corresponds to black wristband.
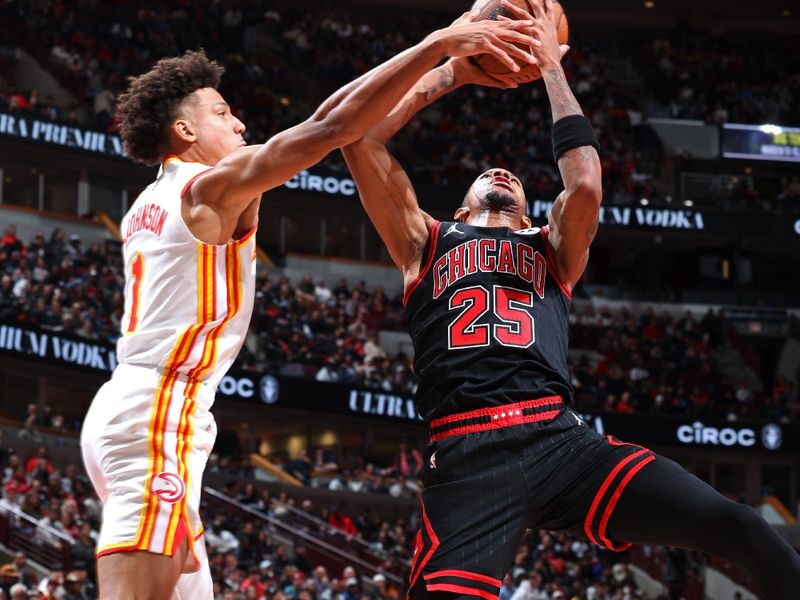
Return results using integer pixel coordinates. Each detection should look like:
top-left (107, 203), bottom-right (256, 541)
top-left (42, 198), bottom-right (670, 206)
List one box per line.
top-left (552, 114), bottom-right (599, 162)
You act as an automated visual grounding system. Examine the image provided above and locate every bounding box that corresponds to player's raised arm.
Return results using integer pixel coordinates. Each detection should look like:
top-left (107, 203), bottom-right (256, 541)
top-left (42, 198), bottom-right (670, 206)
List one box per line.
top-left (340, 35), bottom-right (516, 283)
top-left (191, 17), bottom-right (538, 212)
top-left (503, 0), bottom-right (602, 291)
top-left (342, 139), bottom-right (429, 282)
top-left (363, 12), bottom-right (521, 145)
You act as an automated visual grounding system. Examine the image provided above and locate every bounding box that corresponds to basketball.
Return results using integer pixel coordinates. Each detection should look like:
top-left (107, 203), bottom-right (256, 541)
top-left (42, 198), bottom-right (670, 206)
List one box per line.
top-left (471, 0), bottom-right (568, 79)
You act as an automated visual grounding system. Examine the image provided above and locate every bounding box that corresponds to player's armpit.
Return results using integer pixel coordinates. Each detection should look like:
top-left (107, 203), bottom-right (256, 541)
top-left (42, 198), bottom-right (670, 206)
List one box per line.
top-left (341, 138), bottom-right (432, 280)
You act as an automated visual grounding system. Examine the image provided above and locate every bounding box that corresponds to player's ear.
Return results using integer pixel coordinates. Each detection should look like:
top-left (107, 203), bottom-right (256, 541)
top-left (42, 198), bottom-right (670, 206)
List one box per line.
top-left (172, 118), bottom-right (196, 144)
top-left (521, 215), bottom-right (532, 228)
top-left (454, 207), bottom-right (469, 223)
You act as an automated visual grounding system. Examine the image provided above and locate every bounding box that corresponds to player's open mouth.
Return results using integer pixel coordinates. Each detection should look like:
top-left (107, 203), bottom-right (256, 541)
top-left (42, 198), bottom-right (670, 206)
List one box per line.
top-left (492, 179), bottom-right (513, 191)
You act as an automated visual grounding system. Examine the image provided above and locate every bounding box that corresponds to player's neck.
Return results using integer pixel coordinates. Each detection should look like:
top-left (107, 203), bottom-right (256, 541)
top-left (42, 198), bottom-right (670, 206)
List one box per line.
top-left (164, 144), bottom-right (216, 167)
top-left (466, 211), bottom-right (520, 229)
top-left (176, 147), bottom-right (213, 166)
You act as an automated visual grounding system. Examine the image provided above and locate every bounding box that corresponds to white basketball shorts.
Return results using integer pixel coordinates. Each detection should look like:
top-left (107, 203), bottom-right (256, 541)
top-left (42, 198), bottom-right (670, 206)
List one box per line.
top-left (81, 362), bottom-right (217, 572)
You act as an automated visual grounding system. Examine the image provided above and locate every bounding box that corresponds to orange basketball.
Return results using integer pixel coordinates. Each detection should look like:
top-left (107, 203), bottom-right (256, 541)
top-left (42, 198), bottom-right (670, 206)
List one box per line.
top-left (471, 0), bottom-right (568, 80)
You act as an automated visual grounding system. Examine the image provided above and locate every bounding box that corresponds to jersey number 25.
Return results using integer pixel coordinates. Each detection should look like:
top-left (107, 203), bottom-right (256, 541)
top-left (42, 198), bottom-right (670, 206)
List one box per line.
top-left (448, 285), bottom-right (535, 349)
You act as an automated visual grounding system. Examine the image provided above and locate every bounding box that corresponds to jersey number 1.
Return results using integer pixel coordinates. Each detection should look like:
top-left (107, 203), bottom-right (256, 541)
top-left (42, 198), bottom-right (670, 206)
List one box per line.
top-left (127, 252), bottom-right (144, 334)
top-left (448, 285), bottom-right (535, 349)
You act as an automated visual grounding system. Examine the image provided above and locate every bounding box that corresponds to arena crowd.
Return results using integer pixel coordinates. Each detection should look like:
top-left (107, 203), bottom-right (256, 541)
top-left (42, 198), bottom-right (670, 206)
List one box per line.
top-left (2, 2), bottom-right (798, 209)
top-left (1, 224), bottom-right (796, 422)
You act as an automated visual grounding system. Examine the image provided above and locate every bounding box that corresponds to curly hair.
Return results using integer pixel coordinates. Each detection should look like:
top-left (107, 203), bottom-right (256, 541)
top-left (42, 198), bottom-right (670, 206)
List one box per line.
top-left (116, 50), bottom-right (224, 166)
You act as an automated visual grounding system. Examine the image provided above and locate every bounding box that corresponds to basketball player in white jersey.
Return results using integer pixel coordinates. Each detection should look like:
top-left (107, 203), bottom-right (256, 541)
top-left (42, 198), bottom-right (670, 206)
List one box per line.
top-left (79, 16), bottom-right (540, 600)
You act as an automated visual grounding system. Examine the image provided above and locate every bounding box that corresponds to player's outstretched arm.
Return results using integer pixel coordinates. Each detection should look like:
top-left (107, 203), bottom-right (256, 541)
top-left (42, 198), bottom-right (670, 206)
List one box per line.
top-left (364, 13), bottom-right (523, 145)
top-left (191, 17), bottom-right (538, 212)
top-left (365, 55), bottom-right (520, 146)
top-left (505, 0), bottom-right (602, 291)
top-left (340, 17), bottom-right (529, 280)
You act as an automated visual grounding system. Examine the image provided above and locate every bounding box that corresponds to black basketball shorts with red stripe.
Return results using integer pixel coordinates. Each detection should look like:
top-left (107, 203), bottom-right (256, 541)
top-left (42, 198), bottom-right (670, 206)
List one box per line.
top-left (408, 398), bottom-right (654, 599)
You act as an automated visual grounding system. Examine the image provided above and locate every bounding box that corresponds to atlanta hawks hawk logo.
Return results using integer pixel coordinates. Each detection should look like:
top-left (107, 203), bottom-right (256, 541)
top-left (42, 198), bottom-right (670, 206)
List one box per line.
top-left (152, 472), bottom-right (186, 503)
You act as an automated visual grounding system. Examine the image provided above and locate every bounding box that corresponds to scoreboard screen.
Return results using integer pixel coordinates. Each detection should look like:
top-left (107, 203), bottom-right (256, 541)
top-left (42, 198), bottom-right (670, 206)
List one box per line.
top-left (721, 123), bottom-right (800, 162)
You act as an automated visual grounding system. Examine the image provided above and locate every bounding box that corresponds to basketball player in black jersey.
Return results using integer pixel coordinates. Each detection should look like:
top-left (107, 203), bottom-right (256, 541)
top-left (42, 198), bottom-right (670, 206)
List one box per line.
top-left (342, 1), bottom-right (800, 598)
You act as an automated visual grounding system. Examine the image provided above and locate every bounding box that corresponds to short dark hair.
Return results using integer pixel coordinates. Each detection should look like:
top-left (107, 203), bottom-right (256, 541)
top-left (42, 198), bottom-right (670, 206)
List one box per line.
top-left (116, 50), bottom-right (224, 166)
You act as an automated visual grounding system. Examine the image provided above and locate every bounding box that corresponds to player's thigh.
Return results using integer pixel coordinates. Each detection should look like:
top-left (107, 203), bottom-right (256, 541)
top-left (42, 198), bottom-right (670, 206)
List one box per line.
top-left (97, 543), bottom-right (187, 600)
top-left (410, 432), bottom-right (529, 598)
top-left (521, 412), bottom-right (657, 552)
top-left (605, 453), bottom-right (752, 549)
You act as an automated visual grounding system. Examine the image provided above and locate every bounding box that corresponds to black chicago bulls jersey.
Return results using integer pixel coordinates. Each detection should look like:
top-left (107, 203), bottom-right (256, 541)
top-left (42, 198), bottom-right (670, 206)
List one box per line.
top-left (404, 221), bottom-right (572, 421)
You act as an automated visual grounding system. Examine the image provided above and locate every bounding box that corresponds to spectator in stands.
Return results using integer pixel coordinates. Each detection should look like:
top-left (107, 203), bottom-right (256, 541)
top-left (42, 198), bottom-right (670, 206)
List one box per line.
top-left (241, 566), bottom-right (268, 599)
top-left (392, 442), bottom-right (422, 479)
top-left (342, 578), bottom-right (359, 600)
top-left (62, 570), bottom-right (92, 600)
top-left (37, 570), bottom-right (65, 600)
top-left (93, 86), bottom-right (115, 132)
top-left (509, 571), bottom-right (547, 600)
top-left (311, 566), bottom-right (331, 599)
top-left (1, 226), bottom-right (22, 254)
top-left (366, 574), bottom-right (388, 600)
top-left (285, 450), bottom-right (313, 485)
top-left (71, 522), bottom-right (97, 577)
top-left (22, 408), bottom-right (48, 437)
top-left (7, 583), bottom-right (27, 600)
top-left (207, 515), bottom-right (241, 554)
top-left (7, 553), bottom-right (34, 592)
top-left (25, 447), bottom-right (52, 472)
top-left (20, 489), bottom-right (44, 519)
top-left (327, 508), bottom-right (357, 537)
top-left (0, 565), bottom-right (19, 597)
top-left (387, 475), bottom-right (417, 499)
top-left (283, 570), bottom-right (306, 598)
top-left (237, 482), bottom-right (260, 508)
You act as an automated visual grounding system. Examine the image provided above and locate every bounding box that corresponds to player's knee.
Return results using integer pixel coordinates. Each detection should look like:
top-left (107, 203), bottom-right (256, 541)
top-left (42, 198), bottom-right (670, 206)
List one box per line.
top-left (726, 502), bottom-right (764, 532)
top-left (714, 501), bottom-right (768, 552)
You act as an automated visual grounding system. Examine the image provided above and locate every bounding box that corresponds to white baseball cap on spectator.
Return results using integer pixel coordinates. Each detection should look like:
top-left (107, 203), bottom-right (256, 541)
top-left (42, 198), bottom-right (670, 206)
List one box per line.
top-left (260, 559), bottom-right (273, 570)
top-left (372, 574), bottom-right (386, 584)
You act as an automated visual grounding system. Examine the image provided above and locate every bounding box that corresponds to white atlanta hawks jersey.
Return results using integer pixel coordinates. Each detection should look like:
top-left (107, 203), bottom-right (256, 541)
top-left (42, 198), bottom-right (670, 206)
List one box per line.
top-left (117, 155), bottom-right (257, 390)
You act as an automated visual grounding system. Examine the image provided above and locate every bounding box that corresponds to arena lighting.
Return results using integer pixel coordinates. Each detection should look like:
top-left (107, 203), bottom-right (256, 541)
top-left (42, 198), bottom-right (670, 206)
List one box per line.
top-left (759, 124), bottom-right (784, 135)
top-left (640, 198), bottom-right (649, 205)
top-left (684, 199), bottom-right (694, 207)
top-left (643, 0), bottom-right (655, 7)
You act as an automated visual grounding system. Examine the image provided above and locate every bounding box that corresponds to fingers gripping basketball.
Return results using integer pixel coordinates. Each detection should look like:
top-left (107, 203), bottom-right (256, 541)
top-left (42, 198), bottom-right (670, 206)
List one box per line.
top-left (471, 0), bottom-right (568, 81)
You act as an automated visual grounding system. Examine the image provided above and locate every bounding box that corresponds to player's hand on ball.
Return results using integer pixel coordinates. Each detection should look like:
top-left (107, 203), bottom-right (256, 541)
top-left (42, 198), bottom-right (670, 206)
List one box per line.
top-left (484, 43), bottom-right (569, 86)
top-left (447, 11), bottom-right (518, 88)
top-left (432, 11), bottom-right (538, 73)
top-left (450, 56), bottom-right (519, 89)
top-left (500, 0), bottom-right (568, 72)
